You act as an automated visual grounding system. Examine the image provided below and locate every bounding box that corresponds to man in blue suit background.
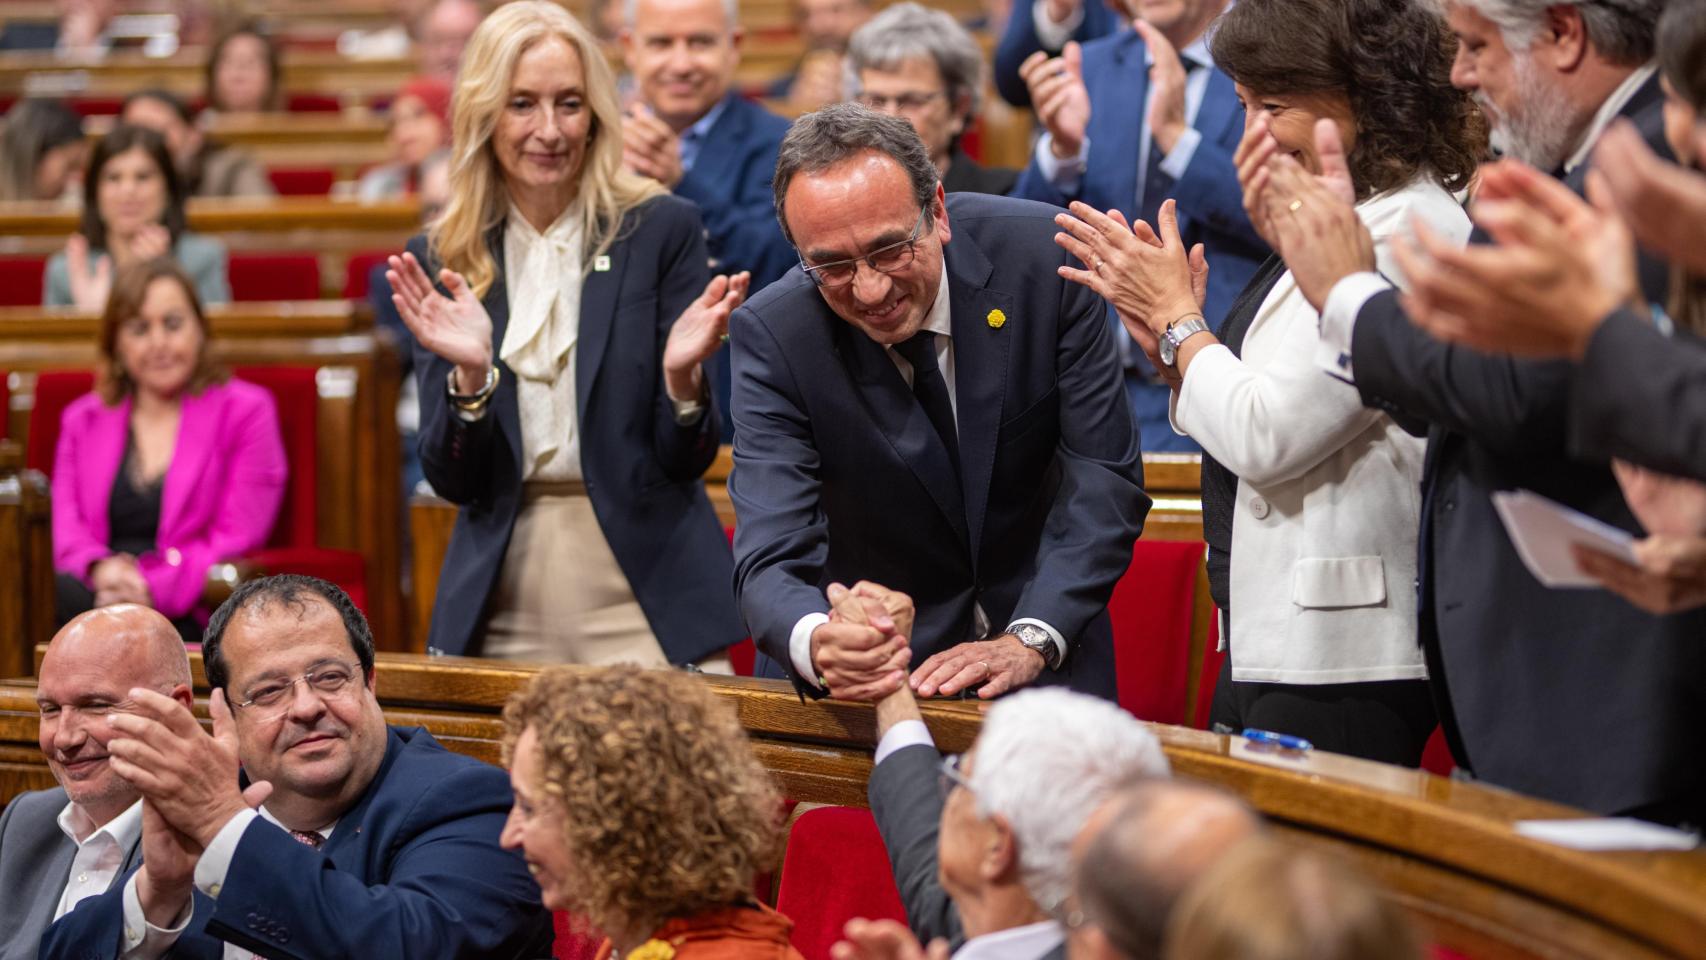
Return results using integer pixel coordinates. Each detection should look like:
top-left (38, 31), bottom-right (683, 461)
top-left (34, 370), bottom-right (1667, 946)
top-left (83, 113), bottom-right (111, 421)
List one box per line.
top-left (1011, 0), bottom-right (1265, 453)
top-left (43, 575), bottom-right (551, 960)
top-left (991, 0), bottom-right (1122, 107)
top-left (730, 105), bottom-right (1148, 704)
top-left (621, 0), bottom-right (796, 440)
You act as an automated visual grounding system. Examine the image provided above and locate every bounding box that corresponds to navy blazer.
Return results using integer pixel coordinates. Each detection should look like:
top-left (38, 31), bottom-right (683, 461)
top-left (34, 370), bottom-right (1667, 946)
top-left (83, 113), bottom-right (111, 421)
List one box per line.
top-left (674, 93), bottom-right (796, 290)
top-left (412, 195), bottom-right (742, 662)
top-left (1010, 29), bottom-right (1266, 329)
top-left (992, 0), bottom-right (1121, 107)
top-left (729, 193), bottom-right (1149, 699)
top-left (1345, 75), bottom-right (1706, 817)
top-left (42, 726), bottom-right (553, 960)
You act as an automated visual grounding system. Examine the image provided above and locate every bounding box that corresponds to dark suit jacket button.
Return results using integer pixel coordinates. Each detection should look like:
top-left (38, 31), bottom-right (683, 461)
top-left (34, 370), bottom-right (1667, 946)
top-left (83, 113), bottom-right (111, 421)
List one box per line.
top-left (1441, 499), bottom-right (1455, 512)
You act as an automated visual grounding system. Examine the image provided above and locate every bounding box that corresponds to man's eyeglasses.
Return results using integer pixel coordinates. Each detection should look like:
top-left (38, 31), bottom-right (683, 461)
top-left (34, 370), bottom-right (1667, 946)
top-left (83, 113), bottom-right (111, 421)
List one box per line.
top-left (856, 91), bottom-right (945, 113)
top-left (938, 752), bottom-right (974, 800)
top-left (234, 661), bottom-right (362, 713)
top-left (800, 206), bottom-right (932, 288)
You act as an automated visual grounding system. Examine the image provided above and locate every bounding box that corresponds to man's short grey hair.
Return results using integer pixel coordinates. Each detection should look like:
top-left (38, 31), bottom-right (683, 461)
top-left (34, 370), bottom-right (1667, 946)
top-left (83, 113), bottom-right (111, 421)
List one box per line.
top-left (624, 0), bottom-right (739, 30)
top-left (1426, 0), bottom-right (1657, 64)
top-left (968, 688), bottom-right (1172, 916)
top-left (844, 2), bottom-right (985, 121)
top-left (772, 102), bottom-right (939, 245)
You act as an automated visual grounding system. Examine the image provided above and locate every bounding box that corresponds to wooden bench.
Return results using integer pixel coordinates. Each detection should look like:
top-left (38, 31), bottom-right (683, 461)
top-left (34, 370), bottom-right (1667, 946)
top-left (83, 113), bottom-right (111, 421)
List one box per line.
top-left (3, 651), bottom-right (1704, 959)
top-left (85, 112), bottom-right (394, 182)
top-left (0, 300), bottom-right (407, 656)
top-left (0, 196), bottom-right (420, 300)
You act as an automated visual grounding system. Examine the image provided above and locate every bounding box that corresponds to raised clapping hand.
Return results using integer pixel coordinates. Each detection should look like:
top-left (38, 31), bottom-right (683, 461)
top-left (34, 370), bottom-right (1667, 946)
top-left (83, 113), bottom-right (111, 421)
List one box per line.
top-left (1019, 42), bottom-right (1091, 159)
top-left (1391, 160), bottom-right (1638, 359)
top-left (1053, 198), bottom-right (1207, 385)
top-left (1132, 19), bottom-right (1188, 155)
top-left (812, 581), bottom-right (915, 701)
top-left (387, 251), bottom-right (494, 393)
top-left (662, 271), bottom-right (750, 402)
top-left (64, 235), bottom-right (113, 312)
top-left (622, 103), bottom-right (686, 189)
top-left (1594, 120), bottom-right (1706, 274)
top-left (831, 918), bottom-right (951, 960)
top-left (106, 689), bottom-right (273, 923)
top-left (1249, 119), bottom-right (1371, 312)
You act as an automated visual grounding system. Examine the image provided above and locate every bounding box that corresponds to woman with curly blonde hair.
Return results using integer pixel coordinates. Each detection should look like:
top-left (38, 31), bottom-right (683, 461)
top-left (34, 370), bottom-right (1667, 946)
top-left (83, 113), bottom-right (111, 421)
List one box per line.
top-left (500, 666), bottom-right (803, 959)
top-left (388, 0), bottom-right (747, 667)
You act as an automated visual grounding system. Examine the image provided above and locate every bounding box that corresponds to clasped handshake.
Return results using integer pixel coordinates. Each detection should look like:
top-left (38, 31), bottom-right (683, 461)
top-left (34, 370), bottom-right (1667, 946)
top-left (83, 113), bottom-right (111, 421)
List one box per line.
top-left (808, 582), bottom-right (1043, 701)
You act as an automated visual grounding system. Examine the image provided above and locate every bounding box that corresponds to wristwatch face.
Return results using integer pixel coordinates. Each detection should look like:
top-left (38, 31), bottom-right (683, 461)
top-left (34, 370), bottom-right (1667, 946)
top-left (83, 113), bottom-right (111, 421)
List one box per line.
top-left (1159, 335), bottom-right (1178, 367)
top-left (1015, 625), bottom-right (1055, 667)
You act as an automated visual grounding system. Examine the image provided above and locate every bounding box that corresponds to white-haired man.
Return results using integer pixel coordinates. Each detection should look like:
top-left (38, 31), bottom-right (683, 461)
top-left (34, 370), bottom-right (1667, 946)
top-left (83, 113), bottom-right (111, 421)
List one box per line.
top-left (827, 581), bottom-right (1169, 958)
top-left (1258, 0), bottom-right (1706, 825)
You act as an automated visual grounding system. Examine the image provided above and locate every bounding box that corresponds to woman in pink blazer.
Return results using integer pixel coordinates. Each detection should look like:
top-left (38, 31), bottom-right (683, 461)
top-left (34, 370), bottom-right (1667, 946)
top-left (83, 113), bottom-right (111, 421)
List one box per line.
top-left (53, 258), bottom-right (286, 639)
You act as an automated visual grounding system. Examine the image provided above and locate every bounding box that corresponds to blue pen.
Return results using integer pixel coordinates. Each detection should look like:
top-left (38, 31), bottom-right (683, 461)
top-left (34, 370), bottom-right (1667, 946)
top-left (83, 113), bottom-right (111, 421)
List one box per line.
top-left (1241, 728), bottom-right (1313, 752)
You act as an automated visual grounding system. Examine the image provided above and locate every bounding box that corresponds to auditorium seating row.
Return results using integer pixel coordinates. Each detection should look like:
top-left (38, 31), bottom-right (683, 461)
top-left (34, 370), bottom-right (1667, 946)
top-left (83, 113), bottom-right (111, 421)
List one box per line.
top-left (3, 650), bottom-right (1702, 960)
top-left (0, 197), bottom-right (418, 302)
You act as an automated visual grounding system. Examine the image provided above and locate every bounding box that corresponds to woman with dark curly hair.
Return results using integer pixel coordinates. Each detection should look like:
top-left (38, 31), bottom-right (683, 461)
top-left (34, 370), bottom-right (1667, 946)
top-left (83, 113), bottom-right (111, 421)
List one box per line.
top-left (500, 666), bottom-right (803, 959)
top-left (1052, 0), bottom-right (1484, 766)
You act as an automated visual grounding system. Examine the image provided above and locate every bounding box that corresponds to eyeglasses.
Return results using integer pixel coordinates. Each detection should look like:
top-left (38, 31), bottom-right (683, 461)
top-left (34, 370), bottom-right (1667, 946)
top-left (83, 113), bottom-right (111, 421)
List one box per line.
top-left (800, 206), bottom-right (932, 288)
top-left (938, 752), bottom-right (974, 800)
top-left (856, 91), bottom-right (945, 113)
top-left (234, 661), bottom-right (361, 713)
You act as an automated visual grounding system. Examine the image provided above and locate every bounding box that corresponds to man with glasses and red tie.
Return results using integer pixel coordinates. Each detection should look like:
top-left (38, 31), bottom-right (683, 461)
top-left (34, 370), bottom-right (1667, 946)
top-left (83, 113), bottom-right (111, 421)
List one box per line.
top-left (729, 104), bottom-right (1148, 703)
top-left (41, 574), bottom-right (552, 960)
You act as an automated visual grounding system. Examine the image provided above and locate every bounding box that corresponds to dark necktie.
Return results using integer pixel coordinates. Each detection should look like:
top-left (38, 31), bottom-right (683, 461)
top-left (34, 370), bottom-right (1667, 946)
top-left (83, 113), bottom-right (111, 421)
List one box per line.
top-left (1139, 55), bottom-right (1203, 227)
top-left (894, 331), bottom-right (961, 477)
top-left (289, 828), bottom-right (324, 849)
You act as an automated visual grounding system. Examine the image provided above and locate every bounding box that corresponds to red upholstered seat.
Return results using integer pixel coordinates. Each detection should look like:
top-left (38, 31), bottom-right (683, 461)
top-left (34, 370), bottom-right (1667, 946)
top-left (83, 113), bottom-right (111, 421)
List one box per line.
top-left (0, 255), bottom-right (46, 306)
top-left (775, 806), bottom-right (907, 960)
top-left (229, 253), bottom-right (321, 301)
top-left (1421, 726), bottom-right (1457, 777)
top-left (285, 94), bottom-right (344, 113)
top-left (343, 250), bottom-right (395, 300)
top-left (27, 366), bottom-right (367, 608)
top-left (267, 168), bottom-right (337, 196)
top-left (1107, 539), bottom-right (1208, 724)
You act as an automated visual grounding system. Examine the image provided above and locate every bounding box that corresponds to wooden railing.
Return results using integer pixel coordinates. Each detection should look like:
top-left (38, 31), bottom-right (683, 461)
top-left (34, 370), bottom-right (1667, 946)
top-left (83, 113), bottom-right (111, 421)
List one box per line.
top-left (3, 650), bottom-right (1704, 959)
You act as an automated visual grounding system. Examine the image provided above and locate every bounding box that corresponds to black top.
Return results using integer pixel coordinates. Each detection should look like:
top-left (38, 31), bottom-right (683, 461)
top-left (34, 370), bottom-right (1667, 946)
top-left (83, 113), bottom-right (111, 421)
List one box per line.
top-left (1200, 254), bottom-right (1288, 615)
top-left (107, 432), bottom-right (165, 557)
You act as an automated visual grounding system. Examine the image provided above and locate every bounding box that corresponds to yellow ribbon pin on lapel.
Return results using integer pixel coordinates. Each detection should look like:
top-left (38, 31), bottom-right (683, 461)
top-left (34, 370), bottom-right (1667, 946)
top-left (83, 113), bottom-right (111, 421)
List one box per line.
top-left (987, 308), bottom-right (1007, 330)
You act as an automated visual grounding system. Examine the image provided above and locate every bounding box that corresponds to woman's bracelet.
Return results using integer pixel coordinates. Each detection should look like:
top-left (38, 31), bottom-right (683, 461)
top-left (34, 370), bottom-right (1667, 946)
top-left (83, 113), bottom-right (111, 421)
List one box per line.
top-left (447, 365), bottom-right (500, 416)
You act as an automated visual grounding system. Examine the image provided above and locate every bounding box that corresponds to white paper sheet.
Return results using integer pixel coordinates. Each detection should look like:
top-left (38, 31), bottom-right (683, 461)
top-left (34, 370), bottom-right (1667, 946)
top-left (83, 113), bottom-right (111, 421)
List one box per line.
top-left (1515, 818), bottom-right (1700, 851)
top-left (1490, 489), bottom-right (1639, 588)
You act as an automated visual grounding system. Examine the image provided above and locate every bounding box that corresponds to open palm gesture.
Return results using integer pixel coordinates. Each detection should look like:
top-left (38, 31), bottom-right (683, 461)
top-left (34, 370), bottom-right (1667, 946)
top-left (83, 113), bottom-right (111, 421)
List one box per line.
top-left (387, 252), bottom-right (494, 385)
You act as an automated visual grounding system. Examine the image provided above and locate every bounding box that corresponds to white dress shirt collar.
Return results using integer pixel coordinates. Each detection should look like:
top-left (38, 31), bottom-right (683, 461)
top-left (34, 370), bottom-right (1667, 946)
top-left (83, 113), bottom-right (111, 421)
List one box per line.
top-left (55, 798), bottom-right (142, 920)
top-left (953, 920), bottom-right (1065, 960)
top-left (1564, 63), bottom-right (1657, 174)
top-left (57, 796), bottom-right (142, 848)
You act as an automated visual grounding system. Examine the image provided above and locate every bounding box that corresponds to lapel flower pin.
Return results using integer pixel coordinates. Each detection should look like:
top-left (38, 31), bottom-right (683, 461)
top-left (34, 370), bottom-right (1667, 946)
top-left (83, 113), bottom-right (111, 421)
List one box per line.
top-left (986, 308), bottom-right (1007, 330)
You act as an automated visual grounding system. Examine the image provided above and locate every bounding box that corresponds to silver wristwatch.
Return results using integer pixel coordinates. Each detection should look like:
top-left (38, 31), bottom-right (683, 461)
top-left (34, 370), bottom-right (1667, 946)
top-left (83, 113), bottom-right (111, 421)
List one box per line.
top-left (1159, 314), bottom-right (1212, 369)
top-left (1011, 623), bottom-right (1062, 671)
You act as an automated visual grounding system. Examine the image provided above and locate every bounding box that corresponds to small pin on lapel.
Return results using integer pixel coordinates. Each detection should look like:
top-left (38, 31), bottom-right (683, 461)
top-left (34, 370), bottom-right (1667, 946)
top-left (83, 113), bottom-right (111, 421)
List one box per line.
top-left (986, 308), bottom-right (1007, 330)
top-left (594, 255), bottom-right (612, 272)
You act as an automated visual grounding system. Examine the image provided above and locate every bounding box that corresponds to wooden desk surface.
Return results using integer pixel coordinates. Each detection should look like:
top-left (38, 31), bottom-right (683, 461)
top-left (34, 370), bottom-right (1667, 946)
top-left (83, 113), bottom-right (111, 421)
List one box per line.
top-left (3, 650), bottom-right (1704, 959)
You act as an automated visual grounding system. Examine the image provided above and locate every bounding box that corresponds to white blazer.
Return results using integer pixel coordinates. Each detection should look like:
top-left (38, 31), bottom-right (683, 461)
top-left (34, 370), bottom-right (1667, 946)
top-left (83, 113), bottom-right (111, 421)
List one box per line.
top-left (1171, 178), bottom-right (1472, 684)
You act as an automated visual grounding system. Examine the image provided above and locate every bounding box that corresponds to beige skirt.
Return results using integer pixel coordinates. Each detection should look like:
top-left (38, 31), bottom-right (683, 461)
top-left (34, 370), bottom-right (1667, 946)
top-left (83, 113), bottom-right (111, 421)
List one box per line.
top-left (480, 481), bottom-right (671, 666)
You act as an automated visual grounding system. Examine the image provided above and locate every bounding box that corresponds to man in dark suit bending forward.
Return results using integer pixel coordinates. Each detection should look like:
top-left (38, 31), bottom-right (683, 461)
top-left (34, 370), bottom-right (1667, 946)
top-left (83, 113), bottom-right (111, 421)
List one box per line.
top-left (730, 103), bottom-right (1149, 702)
